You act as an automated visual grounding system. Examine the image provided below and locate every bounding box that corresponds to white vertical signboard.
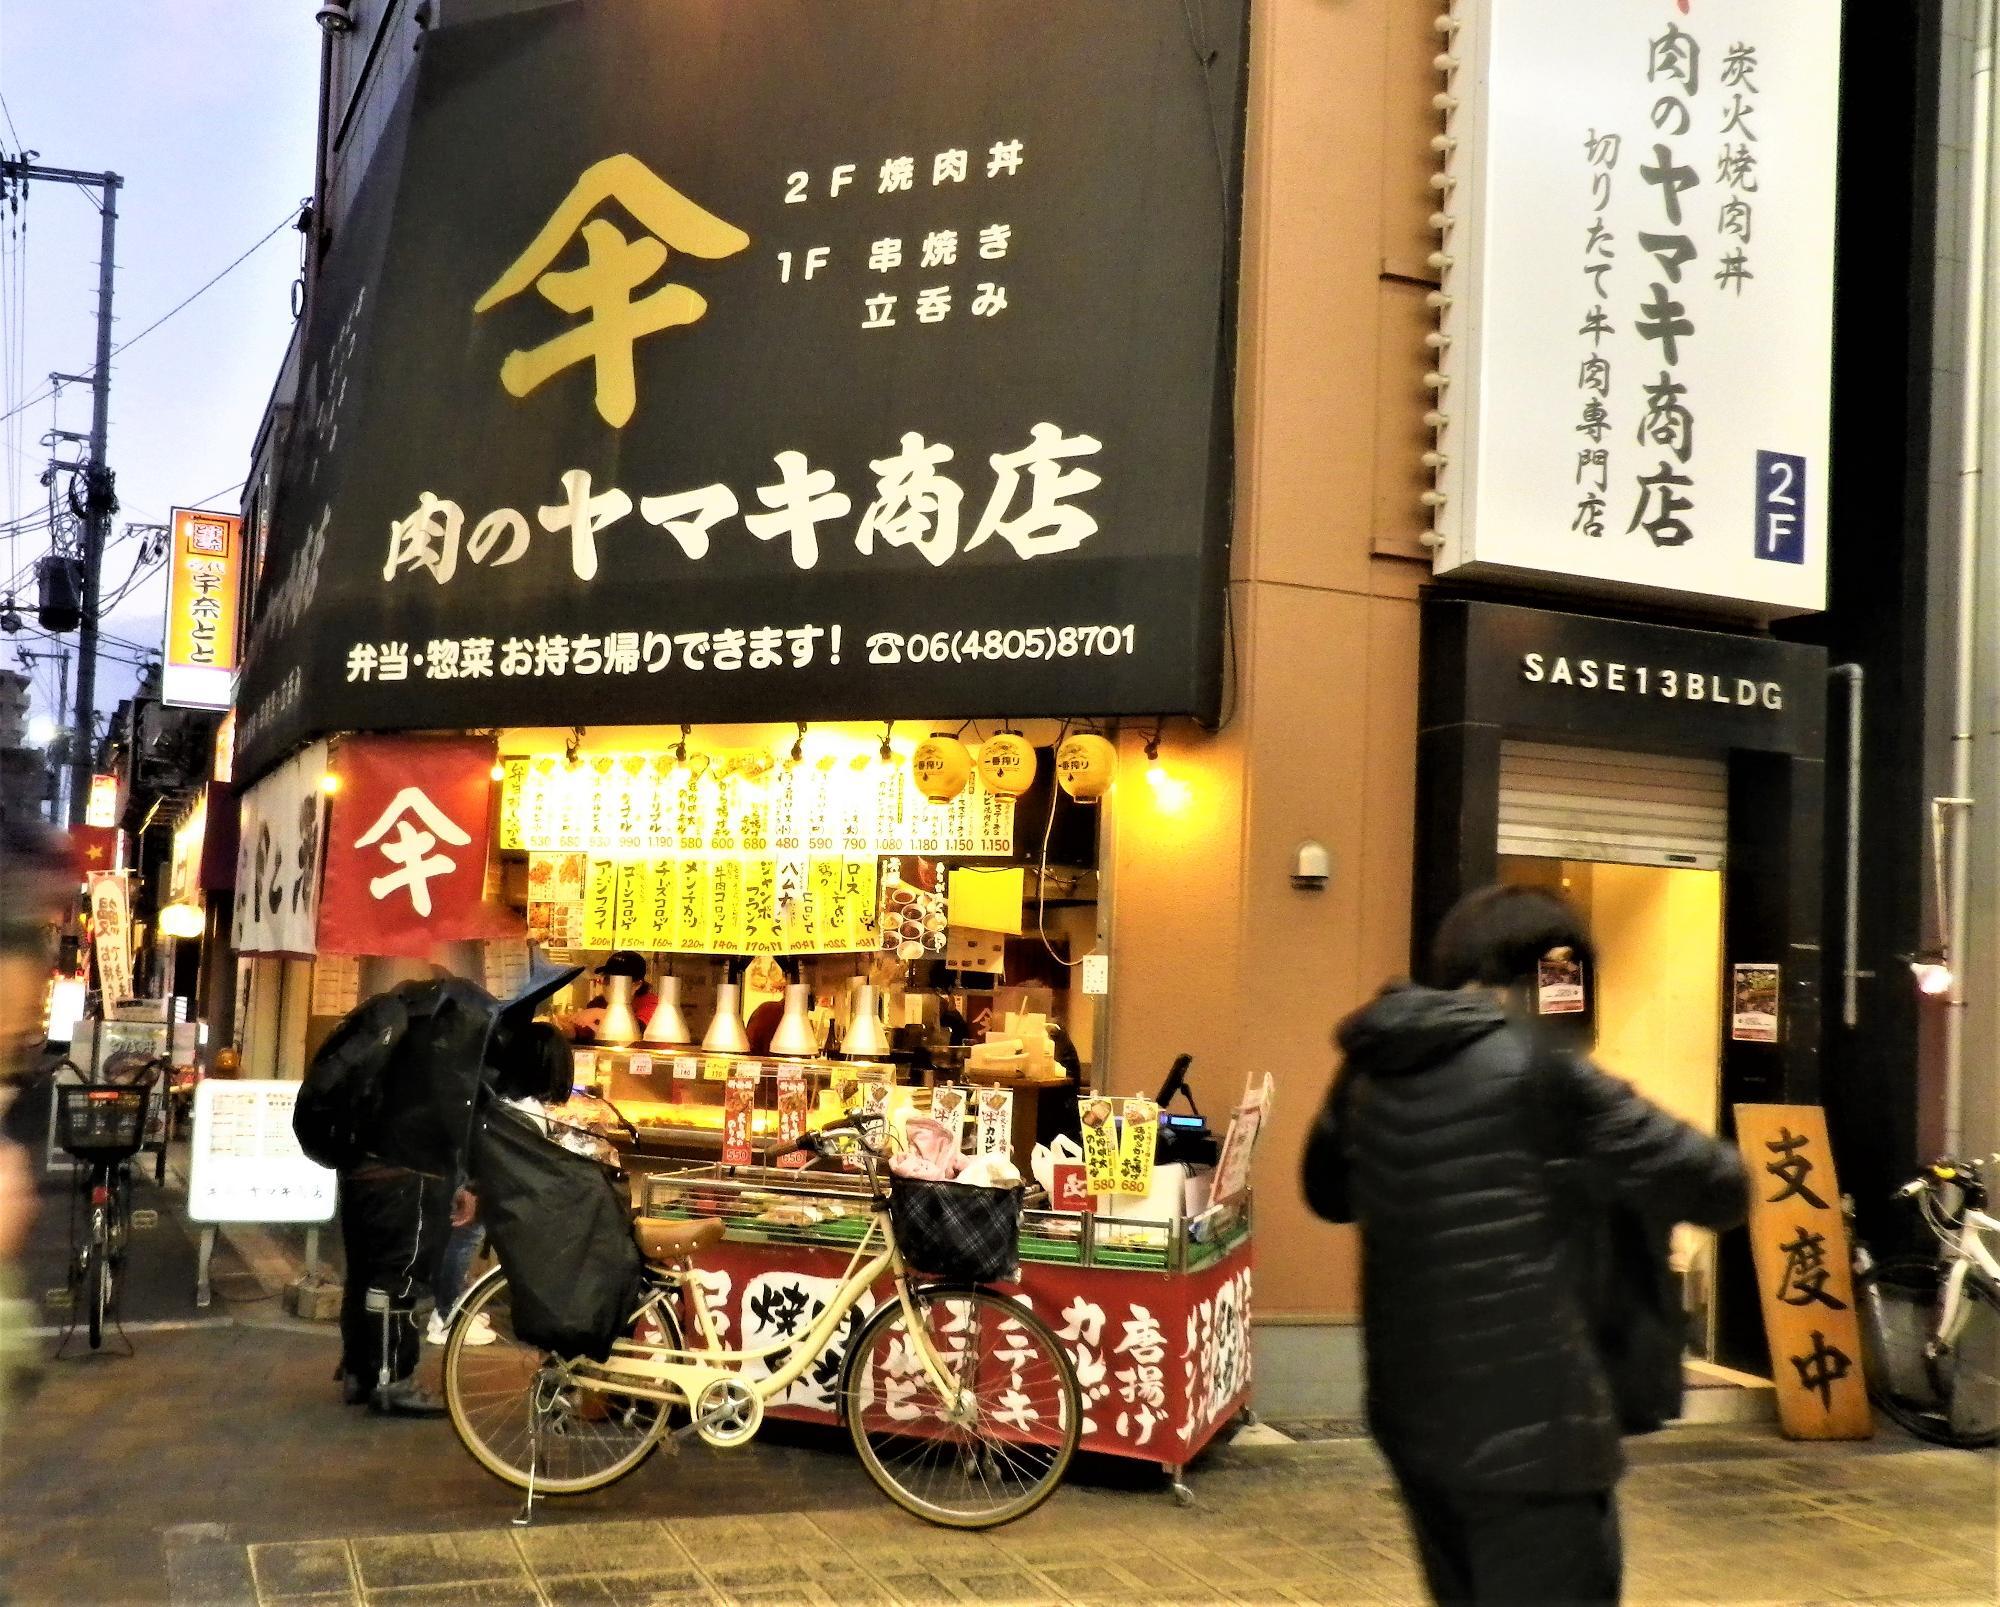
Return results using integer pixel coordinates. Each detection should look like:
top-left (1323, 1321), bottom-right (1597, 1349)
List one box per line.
top-left (87, 873), bottom-right (133, 1003)
top-left (1431, 2), bottom-right (1840, 618)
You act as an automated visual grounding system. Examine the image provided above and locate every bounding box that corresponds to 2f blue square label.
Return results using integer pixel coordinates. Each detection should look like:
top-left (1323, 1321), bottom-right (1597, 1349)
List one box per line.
top-left (1754, 451), bottom-right (1807, 564)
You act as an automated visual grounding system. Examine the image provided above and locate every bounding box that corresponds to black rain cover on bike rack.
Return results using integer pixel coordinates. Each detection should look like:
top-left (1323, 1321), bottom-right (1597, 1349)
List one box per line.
top-left (469, 1102), bottom-right (643, 1362)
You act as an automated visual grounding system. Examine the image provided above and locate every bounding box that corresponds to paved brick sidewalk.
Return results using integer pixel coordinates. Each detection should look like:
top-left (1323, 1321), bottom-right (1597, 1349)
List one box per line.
top-left (3, 1323), bottom-right (1993, 1606)
top-left (183, 1437), bottom-right (1998, 1607)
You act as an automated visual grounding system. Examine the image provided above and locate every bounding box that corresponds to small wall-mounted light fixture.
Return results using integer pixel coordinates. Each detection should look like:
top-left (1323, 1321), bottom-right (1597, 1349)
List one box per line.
top-left (1142, 725), bottom-right (1191, 813)
top-left (1292, 840), bottom-right (1331, 891)
top-left (1911, 950), bottom-right (1955, 998)
top-left (314, 0), bottom-right (356, 35)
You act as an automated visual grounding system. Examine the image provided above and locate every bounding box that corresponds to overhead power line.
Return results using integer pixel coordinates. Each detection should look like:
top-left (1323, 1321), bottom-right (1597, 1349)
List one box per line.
top-left (187, 477), bottom-right (246, 510)
top-left (0, 202), bottom-right (302, 428)
top-left (104, 209), bottom-right (301, 363)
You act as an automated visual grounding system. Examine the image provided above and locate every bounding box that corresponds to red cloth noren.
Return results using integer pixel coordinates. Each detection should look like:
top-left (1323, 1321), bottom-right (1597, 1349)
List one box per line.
top-left (318, 734), bottom-right (520, 960)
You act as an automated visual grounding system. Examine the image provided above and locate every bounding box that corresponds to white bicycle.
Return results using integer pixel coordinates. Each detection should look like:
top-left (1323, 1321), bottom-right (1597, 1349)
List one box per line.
top-left (441, 1114), bottom-right (1081, 1528)
top-left (1852, 1155), bottom-right (2000, 1448)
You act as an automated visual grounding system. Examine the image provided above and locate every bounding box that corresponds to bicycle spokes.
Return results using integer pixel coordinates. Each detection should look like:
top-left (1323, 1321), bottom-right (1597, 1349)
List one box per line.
top-left (844, 1287), bottom-right (1080, 1527)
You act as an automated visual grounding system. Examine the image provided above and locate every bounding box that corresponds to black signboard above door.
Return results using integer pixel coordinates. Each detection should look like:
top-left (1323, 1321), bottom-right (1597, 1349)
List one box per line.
top-left (1422, 599), bottom-right (1827, 757)
top-left (236, 0), bottom-right (1249, 781)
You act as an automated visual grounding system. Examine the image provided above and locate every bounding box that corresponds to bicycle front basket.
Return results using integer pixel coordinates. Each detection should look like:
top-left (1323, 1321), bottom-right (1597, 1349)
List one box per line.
top-left (890, 1177), bottom-right (1021, 1283)
top-left (56, 1084), bottom-right (148, 1163)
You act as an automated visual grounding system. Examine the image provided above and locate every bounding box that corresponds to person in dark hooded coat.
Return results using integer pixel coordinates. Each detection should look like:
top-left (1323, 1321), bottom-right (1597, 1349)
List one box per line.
top-left (1304, 885), bottom-right (1747, 1607)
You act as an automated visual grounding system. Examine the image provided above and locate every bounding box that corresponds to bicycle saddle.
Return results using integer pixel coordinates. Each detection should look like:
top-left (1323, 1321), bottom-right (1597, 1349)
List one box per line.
top-left (635, 1217), bottom-right (726, 1263)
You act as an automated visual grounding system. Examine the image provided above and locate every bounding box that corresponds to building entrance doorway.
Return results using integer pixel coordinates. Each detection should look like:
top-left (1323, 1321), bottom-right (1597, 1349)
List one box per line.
top-left (1498, 853), bottom-right (1726, 1362)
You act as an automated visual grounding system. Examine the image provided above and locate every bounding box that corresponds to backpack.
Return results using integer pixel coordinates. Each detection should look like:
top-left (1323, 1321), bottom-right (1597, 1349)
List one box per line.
top-left (294, 989), bottom-right (411, 1170)
top-left (1522, 1042), bottom-right (1686, 1435)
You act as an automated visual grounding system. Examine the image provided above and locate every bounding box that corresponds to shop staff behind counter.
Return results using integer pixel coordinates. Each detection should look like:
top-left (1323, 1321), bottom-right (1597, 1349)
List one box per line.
top-left (1521, 653), bottom-right (1785, 710)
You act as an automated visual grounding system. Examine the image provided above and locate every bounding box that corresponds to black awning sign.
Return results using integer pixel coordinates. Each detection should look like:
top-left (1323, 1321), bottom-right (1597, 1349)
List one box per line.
top-left (235, 0), bottom-right (1249, 781)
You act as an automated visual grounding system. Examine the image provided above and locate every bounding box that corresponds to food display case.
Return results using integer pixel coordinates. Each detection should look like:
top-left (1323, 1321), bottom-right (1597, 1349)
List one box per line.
top-left (584, 1047), bottom-right (911, 1163)
top-left (479, 720), bottom-right (1265, 1488)
top-left (638, 1163), bottom-right (1255, 1484)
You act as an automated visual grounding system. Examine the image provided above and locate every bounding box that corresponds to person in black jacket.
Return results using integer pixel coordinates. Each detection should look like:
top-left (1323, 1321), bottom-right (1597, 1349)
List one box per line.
top-left (1304, 885), bottom-right (1747, 1607)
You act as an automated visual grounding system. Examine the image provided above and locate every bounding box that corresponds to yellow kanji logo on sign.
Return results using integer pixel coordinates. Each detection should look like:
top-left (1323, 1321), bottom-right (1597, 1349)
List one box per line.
top-left (473, 154), bottom-right (750, 428)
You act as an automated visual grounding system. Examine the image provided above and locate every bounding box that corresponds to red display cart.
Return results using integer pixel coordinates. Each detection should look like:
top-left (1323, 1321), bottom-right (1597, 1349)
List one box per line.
top-left (641, 1167), bottom-right (1255, 1499)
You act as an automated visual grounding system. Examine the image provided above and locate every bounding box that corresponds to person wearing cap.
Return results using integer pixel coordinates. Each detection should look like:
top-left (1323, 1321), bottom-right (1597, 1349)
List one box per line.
top-left (568, 951), bottom-right (657, 1042)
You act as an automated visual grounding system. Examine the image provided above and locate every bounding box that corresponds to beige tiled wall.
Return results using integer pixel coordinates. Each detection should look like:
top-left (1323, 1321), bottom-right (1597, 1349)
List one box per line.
top-left (1106, 1), bottom-right (1438, 1321)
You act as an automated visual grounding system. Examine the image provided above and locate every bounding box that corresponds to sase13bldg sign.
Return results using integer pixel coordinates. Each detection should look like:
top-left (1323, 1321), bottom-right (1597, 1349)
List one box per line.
top-left (1429, 1), bottom-right (1839, 619)
top-left (234, 0), bottom-right (1250, 781)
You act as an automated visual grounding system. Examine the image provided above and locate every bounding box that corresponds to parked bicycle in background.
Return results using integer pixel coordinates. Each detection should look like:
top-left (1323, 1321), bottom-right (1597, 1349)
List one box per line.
top-left (54, 1053), bottom-right (164, 1352)
top-left (1850, 1154), bottom-right (2000, 1448)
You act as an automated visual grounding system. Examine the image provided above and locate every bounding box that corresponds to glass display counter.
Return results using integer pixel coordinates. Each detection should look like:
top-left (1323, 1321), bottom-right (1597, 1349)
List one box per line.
top-left (585, 1046), bottom-right (916, 1163)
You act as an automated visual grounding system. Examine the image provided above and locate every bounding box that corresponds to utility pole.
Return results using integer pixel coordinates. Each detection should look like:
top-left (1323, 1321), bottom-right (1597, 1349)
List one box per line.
top-left (70, 174), bottom-right (121, 826)
top-left (54, 647), bottom-right (69, 821)
top-left (0, 158), bottom-right (123, 827)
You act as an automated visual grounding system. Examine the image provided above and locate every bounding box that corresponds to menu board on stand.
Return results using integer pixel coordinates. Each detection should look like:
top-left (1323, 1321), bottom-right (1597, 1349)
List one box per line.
top-left (187, 1079), bottom-right (339, 1307)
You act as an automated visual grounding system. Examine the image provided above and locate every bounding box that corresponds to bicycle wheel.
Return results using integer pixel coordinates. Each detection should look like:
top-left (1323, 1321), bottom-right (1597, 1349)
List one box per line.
top-left (1856, 1255), bottom-right (2000, 1448)
top-left (843, 1285), bottom-right (1080, 1529)
top-left (86, 1209), bottom-right (108, 1350)
top-left (443, 1268), bottom-right (669, 1494)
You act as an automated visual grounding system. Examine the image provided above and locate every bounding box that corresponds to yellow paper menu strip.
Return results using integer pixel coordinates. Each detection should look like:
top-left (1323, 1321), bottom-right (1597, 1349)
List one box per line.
top-left (678, 858), bottom-right (710, 952)
top-left (712, 856), bottom-right (746, 951)
top-left (811, 857), bottom-right (844, 951)
top-left (616, 858), bottom-right (655, 949)
top-left (498, 757), bottom-right (531, 850)
top-left (776, 855), bottom-right (811, 951)
top-left (743, 857), bottom-right (781, 953)
top-left (1079, 1095), bottom-right (1120, 1194)
top-left (646, 857), bottom-right (676, 949)
top-left (1115, 1097), bottom-right (1159, 1198)
top-left (569, 853), bottom-right (881, 956)
top-left (842, 857), bottom-right (879, 950)
top-left (582, 857), bottom-right (621, 949)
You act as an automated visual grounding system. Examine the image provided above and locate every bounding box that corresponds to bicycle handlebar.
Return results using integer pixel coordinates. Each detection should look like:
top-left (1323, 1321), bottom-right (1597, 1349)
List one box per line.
top-left (91, 1052), bottom-right (172, 1089)
top-left (785, 1110), bottom-right (892, 1161)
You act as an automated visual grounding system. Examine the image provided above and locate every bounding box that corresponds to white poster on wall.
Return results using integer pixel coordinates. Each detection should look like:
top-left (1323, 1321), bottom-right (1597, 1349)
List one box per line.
top-left (232, 739), bottom-right (329, 956)
top-left (1431, 2), bottom-right (1839, 618)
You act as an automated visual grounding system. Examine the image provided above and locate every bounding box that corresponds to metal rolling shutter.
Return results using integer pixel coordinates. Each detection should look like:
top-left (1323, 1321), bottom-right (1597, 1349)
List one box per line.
top-left (1497, 741), bottom-right (1728, 869)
